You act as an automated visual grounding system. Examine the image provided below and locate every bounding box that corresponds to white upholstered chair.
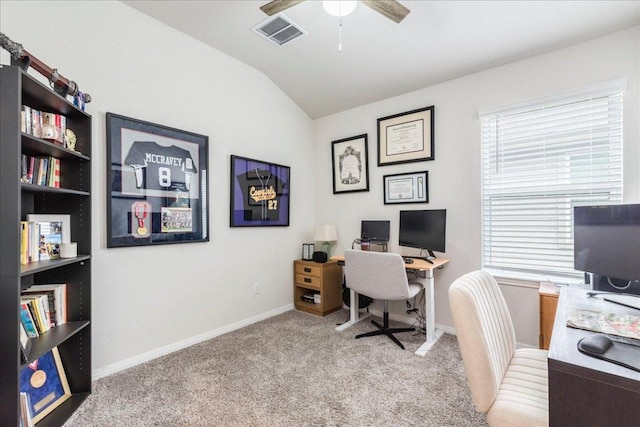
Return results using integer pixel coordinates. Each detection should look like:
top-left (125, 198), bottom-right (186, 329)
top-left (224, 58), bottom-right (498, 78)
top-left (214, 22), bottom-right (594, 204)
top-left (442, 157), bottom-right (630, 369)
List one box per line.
top-left (448, 270), bottom-right (549, 426)
top-left (344, 249), bottom-right (423, 350)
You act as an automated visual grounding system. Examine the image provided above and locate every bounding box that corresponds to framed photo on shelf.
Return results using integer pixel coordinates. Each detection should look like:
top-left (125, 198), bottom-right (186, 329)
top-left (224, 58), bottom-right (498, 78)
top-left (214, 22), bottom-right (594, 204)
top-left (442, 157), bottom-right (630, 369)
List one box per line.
top-left (26, 214), bottom-right (70, 261)
top-left (230, 155), bottom-right (290, 227)
top-left (377, 106), bottom-right (435, 166)
top-left (19, 347), bottom-right (71, 424)
top-left (106, 113), bottom-right (209, 247)
top-left (331, 134), bottom-right (369, 194)
top-left (383, 171), bottom-right (429, 204)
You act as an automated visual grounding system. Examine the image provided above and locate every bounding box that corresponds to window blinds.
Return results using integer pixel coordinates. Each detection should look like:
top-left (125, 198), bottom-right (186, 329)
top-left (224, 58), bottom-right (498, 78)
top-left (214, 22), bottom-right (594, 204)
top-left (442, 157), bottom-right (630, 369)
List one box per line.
top-left (480, 81), bottom-right (624, 279)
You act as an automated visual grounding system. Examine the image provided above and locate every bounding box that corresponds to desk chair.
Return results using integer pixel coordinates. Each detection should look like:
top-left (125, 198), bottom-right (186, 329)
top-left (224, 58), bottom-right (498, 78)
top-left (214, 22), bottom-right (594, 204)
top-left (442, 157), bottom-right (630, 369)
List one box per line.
top-left (449, 270), bottom-right (549, 426)
top-left (344, 250), bottom-right (423, 349)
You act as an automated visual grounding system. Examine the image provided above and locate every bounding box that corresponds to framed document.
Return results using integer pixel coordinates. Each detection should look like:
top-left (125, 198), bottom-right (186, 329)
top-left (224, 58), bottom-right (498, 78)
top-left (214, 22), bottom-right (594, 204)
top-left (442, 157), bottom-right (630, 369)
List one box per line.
top-left (106, 113), bottom-right (209, 247)
top-left (230, 155), bottom-right (290, 227)
top-left (20, 347), bottom-right (71, 423)
top-left (331, 134), bottom-right (370, 194)
top-left (377, 106), bottom-right (434, 166)
top-left (383, 171), bottom-right (429, 204)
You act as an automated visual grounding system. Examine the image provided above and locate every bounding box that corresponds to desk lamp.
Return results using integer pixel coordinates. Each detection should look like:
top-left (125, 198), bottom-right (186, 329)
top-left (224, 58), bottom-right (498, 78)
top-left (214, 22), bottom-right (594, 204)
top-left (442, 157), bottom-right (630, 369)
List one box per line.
top-left (314, 224), bottom-right (338, 256)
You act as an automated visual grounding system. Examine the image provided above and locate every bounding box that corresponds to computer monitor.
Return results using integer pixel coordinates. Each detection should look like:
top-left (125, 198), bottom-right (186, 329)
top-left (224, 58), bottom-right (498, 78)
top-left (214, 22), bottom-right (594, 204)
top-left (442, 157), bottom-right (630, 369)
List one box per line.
top-left (361, 220), bottom-right (390, 243)
top-left (398, 209), bottom-right (446, 258)
top-left (574, 204), bottom-right (640, 283)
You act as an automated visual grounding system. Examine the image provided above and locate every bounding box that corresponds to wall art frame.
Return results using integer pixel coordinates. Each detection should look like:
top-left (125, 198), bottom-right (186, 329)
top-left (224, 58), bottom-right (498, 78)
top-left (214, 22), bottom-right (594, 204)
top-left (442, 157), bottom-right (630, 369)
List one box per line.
top-left (331, 133), bottom-right (370, 194)
top-left (383, 170), bottom-right (429, 204)
top-left (106, 113), bottom-right (209, 247)
top-left (230, 155), bottom-right (290, 227)
top-left (377, 106), bottom-right (435, 166)
top-left (19, 347), bottom-right (71, 423)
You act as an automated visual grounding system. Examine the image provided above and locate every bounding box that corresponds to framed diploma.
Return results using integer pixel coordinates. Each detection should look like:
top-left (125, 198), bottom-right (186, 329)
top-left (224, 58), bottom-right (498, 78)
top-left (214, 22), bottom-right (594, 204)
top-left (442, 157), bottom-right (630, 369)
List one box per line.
top-left (19, 347), bottom-right (71, 423)
top-left (331, 134), bottom-right (370, 194)
top-left (377, 106), bottom-right (434, 166)
top-left (383, 171), bottom-right (429, 204)
top-left (106, 113), bottom-right (209, 247)
top-left (230, 155), bottom-right (290, 227)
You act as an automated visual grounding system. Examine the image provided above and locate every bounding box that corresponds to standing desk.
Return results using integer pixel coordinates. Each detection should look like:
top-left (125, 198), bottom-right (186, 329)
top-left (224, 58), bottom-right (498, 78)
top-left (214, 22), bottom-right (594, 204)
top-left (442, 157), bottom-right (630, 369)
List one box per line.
top-left (548, 287), bottom-right (640, 426)
top-left (330, 254), bottom-right (449, 356)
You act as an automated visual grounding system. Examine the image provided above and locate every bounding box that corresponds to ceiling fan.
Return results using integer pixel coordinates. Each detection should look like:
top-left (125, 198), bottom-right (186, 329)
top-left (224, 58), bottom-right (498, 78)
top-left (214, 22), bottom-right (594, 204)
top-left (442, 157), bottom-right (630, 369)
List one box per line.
top-left (260, 0), bottom-right (410, 24)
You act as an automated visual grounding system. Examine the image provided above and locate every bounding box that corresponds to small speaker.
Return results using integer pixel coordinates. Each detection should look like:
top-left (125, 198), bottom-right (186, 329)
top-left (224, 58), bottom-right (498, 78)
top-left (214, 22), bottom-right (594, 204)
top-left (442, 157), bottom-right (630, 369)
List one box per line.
top-left (312, 251), bottom-right (328, 263)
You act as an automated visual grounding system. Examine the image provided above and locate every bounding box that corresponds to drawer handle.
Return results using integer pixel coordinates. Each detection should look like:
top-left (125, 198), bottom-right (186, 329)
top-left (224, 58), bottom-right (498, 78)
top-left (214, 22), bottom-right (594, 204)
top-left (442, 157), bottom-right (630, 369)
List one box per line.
top-left (304, 278), bottom-right (312, 283)
top-left (304, 267), bottom-right (312, 273)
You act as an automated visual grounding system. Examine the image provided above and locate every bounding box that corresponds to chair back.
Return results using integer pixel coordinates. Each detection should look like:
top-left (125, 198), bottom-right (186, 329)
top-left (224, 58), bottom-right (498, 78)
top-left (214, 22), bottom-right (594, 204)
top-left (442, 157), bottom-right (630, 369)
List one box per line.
top-left (448, 270), bottom-right (516, 413)
top-left (344, 250), bottom-right (413, 300)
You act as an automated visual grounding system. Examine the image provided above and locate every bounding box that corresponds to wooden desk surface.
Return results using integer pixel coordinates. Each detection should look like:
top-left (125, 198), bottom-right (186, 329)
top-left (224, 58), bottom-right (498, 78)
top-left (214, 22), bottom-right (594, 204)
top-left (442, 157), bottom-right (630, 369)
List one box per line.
top-left (330, 254), bottom-right (449, 271)
top-left (548, 287), bottom-right (640, 426)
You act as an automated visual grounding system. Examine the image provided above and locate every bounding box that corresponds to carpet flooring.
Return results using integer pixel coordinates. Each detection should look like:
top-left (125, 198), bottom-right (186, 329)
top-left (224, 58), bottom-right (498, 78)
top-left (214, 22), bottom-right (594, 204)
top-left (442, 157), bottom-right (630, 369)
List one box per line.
top-left (63, 309), bottom-right (487, 426)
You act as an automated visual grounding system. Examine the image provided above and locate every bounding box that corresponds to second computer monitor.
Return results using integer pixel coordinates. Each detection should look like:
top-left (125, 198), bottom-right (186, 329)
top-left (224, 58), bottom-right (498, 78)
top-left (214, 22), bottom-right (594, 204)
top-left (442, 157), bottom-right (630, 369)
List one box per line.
top-left (361, 220), bottom-right (390, 243)
top-left (398, 209), bottom-right (446, 257)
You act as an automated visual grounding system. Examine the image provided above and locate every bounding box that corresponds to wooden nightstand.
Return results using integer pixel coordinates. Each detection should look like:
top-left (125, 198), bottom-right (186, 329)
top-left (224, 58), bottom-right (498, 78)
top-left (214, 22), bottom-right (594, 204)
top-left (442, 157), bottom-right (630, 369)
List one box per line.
top-left (294, 260), bottom-right (343, 316)
top-left (539, 282), bottom-right (560, 349)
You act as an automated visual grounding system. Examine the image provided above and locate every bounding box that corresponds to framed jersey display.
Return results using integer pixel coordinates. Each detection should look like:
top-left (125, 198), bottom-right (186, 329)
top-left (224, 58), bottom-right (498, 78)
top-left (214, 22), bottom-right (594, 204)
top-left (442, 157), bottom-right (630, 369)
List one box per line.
top-left (230, 155), bottom-right (290, 227)
top-left (106, 113), bottom-right (209, 247)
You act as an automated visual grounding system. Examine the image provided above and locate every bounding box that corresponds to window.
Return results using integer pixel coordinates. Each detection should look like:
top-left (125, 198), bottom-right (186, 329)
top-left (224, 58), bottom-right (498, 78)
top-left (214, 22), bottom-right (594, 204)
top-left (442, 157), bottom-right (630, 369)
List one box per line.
top-left (480, 80), bottom-right (625, 279)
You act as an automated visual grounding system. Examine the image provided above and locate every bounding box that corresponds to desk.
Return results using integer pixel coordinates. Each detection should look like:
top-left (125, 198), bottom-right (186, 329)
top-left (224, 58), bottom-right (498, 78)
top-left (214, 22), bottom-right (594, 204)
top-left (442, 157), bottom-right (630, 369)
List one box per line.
top-left (548, 288), bottom-right (640, 426)
top-left (330, 254), bottom-right (450, 356)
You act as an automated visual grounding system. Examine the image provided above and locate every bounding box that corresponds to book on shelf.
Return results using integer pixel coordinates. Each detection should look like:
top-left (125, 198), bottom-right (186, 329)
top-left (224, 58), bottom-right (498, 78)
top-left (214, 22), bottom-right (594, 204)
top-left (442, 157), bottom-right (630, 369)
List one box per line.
top-left (21, 295), bottom-right (51, 334)
top-left (20, 154), bottom-right (61, 187)
top-left (21, 105), bottom-right (68, 147)
top-left (19, 302), bottom-right (39, 338)
top-left (22, 284), bottom-right (67, 326)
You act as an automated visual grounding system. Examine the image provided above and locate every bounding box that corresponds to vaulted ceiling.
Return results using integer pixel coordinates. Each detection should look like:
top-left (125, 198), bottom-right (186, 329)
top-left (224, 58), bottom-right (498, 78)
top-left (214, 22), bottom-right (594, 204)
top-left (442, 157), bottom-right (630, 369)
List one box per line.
top-left (123, 1), bottom-right (640, 119)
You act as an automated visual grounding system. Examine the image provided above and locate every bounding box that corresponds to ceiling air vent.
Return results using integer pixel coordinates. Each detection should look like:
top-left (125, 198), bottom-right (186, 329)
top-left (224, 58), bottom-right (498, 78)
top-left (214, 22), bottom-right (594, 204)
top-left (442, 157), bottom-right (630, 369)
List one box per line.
top-left (252, 14), bottom-right (306, 47)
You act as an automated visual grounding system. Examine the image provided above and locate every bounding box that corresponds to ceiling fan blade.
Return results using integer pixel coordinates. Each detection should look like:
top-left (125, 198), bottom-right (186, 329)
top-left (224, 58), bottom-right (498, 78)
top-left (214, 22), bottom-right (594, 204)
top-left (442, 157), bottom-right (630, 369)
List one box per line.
top-left (260, 0), bottom-right (306, 16)
top-left (361, 0), bottom-right (410, 23)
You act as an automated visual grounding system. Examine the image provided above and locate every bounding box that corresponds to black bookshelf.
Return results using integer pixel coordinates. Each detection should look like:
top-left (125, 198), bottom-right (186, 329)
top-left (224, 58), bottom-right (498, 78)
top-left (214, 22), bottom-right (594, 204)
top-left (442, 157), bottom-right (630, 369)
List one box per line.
top-left (0, 65), bottom-right (92, 426)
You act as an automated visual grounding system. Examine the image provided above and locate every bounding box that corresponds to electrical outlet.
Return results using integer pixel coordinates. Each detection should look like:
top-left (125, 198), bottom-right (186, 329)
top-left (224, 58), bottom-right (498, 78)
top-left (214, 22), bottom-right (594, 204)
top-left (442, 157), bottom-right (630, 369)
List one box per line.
top-left (254, 282), bottom-right (260, 295)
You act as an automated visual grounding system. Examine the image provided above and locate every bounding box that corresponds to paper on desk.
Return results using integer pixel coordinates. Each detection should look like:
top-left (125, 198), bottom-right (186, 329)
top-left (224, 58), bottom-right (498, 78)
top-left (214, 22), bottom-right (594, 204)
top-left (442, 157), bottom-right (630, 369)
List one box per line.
top-left (566, 307), bottom-right (640, 340)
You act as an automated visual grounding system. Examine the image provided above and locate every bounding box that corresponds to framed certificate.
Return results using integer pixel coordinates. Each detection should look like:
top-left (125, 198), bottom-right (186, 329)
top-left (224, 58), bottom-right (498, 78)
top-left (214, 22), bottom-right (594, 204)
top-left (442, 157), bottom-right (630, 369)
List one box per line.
top-left (331, 134), bottom-right (370, 194)
top-left (377, 106), bottom-right (434, 166)
top-left (383, 171), bottom-right (429, 204)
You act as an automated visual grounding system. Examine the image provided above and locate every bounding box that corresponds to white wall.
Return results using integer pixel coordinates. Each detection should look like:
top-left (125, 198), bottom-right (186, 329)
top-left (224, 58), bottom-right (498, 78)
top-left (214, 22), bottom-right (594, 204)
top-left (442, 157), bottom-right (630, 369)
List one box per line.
top-left (314, 26), bottom-right (640, 346)
top-left (2, 0), bottom-right (638, 375)
top-left (1, 1), bottom-right (316, 376)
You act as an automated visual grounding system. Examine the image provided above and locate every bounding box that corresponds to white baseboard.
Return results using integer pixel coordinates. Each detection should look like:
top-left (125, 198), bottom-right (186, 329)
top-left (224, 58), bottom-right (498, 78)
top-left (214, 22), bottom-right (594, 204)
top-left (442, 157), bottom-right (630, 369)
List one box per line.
top-left (92, 304), bottom-right (294, 380)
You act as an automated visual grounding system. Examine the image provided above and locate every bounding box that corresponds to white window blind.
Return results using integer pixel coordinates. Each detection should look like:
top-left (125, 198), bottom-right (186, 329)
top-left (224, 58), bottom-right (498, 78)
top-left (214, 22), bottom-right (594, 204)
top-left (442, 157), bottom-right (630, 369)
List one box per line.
top-left (480, 81), bottom-right (624, 279)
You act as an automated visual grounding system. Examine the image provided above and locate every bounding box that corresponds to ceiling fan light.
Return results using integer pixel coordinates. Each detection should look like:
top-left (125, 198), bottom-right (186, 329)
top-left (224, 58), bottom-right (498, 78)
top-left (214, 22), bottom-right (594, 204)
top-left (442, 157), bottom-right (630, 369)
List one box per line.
top-left (322, 1), bottom-right (358, 17)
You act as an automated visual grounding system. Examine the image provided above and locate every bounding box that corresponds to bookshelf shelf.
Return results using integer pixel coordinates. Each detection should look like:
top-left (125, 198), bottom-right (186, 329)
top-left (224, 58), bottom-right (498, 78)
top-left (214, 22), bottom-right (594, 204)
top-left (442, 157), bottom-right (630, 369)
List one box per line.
top-left (21, 133), bottom-right (90, 161)
top-left (1, 65), bottom-right (92, 426)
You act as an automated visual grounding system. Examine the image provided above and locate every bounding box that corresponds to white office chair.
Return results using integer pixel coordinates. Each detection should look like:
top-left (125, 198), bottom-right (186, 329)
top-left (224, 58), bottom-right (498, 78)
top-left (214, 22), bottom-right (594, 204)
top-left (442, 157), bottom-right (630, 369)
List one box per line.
top-left (344, 250), bottom-right (423, 350)
top-left (449, 270), bottom-right (549, 426)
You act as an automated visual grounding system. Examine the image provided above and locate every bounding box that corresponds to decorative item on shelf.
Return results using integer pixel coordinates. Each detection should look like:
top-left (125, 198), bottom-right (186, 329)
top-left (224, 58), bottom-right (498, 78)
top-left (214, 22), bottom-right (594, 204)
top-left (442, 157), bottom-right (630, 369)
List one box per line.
top-left (0, 32), bottom-right (92, 102)
top-left (19, 347), bottom-right (71, 424)
top-left (59, 242), bottom-right (77, 258)
top-left (314, 224), bottom-right (338, 256)
top-left (65, 128), bottom-right (77, 151)
top-left (302, 243), bottom-right (315, 260)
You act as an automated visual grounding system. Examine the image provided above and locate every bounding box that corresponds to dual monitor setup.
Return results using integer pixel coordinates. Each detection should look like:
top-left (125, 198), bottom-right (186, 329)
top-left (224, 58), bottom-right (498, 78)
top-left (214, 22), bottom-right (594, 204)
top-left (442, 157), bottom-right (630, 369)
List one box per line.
top-left (360, 209), bottom-right (446, 261)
